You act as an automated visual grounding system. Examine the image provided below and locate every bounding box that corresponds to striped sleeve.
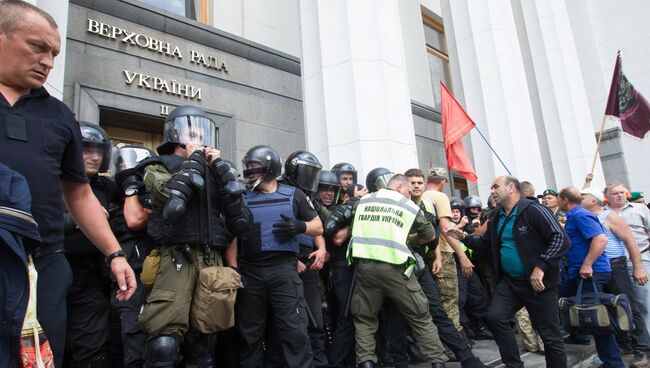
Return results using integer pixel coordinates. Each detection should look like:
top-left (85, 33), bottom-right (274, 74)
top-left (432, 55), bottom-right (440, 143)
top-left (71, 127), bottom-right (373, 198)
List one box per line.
top-left (530, 203), bottom-right (566, 263)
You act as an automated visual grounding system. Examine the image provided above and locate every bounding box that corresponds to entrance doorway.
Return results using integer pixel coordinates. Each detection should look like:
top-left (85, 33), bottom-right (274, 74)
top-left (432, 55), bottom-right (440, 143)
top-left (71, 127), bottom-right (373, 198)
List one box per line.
top-left (99, 107), bottom-right (164, 151)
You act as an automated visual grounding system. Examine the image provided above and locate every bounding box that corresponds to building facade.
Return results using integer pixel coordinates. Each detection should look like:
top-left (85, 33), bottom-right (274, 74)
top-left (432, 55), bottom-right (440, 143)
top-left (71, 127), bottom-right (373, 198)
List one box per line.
top-left (28, 0), bottom-right (650, 198)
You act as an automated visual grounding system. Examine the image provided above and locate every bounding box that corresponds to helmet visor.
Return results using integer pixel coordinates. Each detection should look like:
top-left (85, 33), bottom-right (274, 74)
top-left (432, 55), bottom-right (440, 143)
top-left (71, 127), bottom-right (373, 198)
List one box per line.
top-left (165, 115), bottom-right (217, 148)
top-left (293, 159), bottom-right (322, 192)
top-left (373, 173), bottom-right (393, 191)
top-left (111, 146), bottom-right (154, 177)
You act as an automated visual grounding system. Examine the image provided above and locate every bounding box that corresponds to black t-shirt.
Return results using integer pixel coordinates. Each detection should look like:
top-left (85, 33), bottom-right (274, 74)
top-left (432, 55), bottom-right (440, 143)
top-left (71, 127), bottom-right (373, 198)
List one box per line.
top-left (239, 186), bottom-right (318, 266)
top-left (0, 88), bottom-right (87, 248)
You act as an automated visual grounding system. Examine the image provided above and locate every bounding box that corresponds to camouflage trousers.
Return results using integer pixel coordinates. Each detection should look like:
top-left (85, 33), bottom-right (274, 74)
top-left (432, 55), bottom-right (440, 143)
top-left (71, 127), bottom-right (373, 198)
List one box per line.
top-left (434, 252), bottom-right (462, 332)
top-left (516, 308), bottom-right (544, 352)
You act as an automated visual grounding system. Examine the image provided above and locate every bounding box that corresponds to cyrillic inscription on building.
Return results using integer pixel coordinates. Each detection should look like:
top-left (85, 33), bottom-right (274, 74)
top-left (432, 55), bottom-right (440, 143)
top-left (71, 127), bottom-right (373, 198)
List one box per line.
top-left (87, 19), bottom-right (228, 73)
top-left (123, 70), bottom-right (202, 101)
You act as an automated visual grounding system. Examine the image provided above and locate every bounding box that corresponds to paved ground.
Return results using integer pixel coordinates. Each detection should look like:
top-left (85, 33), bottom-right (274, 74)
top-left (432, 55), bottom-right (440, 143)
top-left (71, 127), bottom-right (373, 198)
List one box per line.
top-left (407, 337), bottom-right (599, 367)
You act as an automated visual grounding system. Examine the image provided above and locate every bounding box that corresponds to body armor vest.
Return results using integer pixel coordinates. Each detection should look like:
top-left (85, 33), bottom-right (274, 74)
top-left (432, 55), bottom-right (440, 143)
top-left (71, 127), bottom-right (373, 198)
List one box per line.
top-left (240, 184), bottom-right (299, 255)
top-left (147, 155), bottom-right (227, 249)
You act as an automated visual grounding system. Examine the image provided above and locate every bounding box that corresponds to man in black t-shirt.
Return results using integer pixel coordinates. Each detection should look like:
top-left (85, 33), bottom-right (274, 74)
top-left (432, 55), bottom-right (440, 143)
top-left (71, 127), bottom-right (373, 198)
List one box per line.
top-left (0, 2), bottom-right (136, 366)
top-left (225, 145), bottom-right (323, 368)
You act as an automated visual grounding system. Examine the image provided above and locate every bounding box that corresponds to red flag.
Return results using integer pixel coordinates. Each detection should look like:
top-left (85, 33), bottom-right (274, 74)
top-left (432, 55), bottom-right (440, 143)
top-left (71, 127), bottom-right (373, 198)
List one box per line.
top-left (440, 82), bottom-right (478, 183)
top-left (605, 52), bottom-right (650, 139)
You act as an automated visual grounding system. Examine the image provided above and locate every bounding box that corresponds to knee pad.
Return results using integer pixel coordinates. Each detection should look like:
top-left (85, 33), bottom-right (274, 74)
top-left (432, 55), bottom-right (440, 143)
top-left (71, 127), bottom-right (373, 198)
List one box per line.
top-left (146, 335), bottom-right (180, 368)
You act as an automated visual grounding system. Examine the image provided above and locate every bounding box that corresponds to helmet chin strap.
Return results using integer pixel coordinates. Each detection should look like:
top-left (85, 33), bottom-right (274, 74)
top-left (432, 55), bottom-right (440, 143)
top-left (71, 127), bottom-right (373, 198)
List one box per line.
top-left (248, 177), bottom-right (264, 191)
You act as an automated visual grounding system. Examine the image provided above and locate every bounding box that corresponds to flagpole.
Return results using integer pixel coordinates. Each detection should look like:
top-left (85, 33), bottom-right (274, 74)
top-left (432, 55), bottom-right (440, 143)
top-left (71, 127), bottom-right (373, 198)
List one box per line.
top-left (471, 125), bottom-right (512, 175)
top-left (590, 115), bottom-right (607, 175)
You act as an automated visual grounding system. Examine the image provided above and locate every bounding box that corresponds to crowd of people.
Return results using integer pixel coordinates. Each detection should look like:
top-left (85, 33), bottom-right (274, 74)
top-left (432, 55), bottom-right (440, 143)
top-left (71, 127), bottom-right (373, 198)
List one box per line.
top-left (2, 1), bottom-right (650, 368)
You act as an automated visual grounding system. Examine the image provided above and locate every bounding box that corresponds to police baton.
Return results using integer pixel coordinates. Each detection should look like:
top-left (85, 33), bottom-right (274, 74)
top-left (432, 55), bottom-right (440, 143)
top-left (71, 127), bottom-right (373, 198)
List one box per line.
top-left (342, 269), bottom-right (356, 318)
top-left (303, 297), bottom-right (319, 329)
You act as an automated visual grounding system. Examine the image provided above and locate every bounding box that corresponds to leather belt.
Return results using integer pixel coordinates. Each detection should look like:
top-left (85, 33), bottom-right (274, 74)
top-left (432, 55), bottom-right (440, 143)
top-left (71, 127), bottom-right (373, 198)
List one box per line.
top-left (32, 243), bottom-right (65, 259)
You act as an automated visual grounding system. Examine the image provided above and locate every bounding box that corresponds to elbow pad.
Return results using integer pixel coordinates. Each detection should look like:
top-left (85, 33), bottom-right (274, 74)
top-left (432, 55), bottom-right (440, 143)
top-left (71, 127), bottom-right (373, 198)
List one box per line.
top-left (222, 195), bottom-right (252, 235)
top-left (211, 159), bottom-right (246, 195)
top-left (323, 204), bottom-right (354, 239)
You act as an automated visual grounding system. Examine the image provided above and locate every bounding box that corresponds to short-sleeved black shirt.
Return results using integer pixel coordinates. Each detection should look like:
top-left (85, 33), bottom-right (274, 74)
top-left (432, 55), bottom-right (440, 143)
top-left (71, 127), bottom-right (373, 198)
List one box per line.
top-left (0, 88), bottom-right (88, 248)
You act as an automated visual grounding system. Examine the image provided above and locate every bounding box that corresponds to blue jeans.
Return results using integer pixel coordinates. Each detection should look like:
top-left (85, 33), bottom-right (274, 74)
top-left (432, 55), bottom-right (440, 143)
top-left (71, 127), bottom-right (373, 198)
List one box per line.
top-left (559, 273), bottom-right (624, 368)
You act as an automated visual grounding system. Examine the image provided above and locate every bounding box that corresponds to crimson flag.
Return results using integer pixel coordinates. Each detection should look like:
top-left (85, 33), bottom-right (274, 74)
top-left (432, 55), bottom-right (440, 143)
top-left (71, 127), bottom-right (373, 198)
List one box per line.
top-left (605, 52), bottom-right (650, 139)
top-left (440, 82), bottom-right (478, 183)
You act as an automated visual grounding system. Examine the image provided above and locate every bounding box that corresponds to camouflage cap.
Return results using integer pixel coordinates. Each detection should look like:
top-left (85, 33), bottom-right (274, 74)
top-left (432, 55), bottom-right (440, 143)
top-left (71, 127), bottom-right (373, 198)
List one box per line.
top-left (428, 167), bottom-right (447, 178)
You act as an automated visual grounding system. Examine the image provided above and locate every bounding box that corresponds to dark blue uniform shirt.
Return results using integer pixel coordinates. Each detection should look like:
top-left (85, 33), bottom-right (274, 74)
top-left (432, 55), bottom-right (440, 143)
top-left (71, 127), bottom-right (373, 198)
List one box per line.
top-left (0, 88), bottom-right (87, 248)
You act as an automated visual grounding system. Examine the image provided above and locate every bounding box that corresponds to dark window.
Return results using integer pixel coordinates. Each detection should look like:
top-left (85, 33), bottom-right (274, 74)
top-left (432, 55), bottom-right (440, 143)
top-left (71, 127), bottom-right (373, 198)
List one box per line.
top-left (423, 14), bottom-right (451, 109)
top-left (138, 0), bottom-right (197, 20)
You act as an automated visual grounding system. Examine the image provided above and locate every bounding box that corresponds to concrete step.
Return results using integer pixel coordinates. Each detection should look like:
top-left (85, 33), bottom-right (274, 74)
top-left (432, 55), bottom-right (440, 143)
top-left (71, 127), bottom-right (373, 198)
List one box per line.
top-left (406, 337), bottom-right (597, 367)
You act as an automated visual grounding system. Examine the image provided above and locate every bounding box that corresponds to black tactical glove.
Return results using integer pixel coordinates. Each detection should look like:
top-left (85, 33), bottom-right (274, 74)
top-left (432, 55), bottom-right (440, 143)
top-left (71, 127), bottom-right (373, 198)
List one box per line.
top-left (272, 214), bottom-right (307, 241)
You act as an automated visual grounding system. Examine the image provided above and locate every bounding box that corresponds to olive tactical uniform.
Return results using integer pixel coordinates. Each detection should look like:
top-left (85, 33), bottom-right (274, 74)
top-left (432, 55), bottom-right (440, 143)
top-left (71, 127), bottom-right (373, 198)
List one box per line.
top-left (347, 188), bottom-right (447, 365)
top-left (139, 106), bottom-right (250, 368)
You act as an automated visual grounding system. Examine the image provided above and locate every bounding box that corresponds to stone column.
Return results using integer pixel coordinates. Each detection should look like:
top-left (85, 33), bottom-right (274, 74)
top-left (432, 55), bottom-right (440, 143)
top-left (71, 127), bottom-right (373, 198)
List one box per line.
top-left (441, 0), bottom-right (547, 198)
top-left (515, 0), bottom-right (606, 190)
top-left (299, 0), bottom-right (418, 178)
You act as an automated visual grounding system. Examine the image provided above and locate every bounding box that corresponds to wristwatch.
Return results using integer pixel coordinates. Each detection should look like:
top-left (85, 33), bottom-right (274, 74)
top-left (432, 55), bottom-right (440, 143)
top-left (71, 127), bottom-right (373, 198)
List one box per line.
top-left (105, 250), bottom-right (126, 266)
top-left (124, 187), bottom-right (139, 197)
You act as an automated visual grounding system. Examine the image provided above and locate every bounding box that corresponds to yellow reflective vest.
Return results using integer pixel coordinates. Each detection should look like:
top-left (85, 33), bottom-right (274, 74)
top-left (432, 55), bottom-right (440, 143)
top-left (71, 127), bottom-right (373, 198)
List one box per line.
top-left (420, 196), bottom-right (436, 218)
top-left (347, 189), bottom-right (420, 277)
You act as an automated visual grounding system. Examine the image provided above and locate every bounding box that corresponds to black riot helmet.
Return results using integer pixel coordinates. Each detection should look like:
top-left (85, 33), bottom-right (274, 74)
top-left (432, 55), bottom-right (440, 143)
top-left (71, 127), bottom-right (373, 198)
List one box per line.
top-left (157, 105), bottom-right (218, 155)
top-left (450, 197), bottom-right (465, 211)
top-left (79, 122), bottom-right (112, 173)
top-left (242, 145), bottom-right (282, 189)
top-left (110, 145), bottom-right (156, 185)
top-left (463, 195), bottom-right (482, 209)
top-left (318, 170), bottom-right (340, 189)
top-left (464, 195), bottom-right (482, 219)
top-left (284, 150), bottom-right (323, 193)
top-left (331, 162), bottom-right (357, 184)
top-left (365, 167), bottom-right (394, 193)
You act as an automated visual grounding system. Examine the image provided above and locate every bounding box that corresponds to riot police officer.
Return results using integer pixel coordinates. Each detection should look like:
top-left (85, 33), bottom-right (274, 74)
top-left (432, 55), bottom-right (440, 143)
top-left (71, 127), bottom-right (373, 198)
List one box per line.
top-left (64, 122), bottom-right (119, 368)
top-left (139, 106), bottom-right (251, 368)
top-left (225, 145), bottom-right (323, 368)
top-left (282, 150), bottom-right (328, 367)
top-left (331, 162), bottom-right (358, 191)
top-left (108, 145), bottom-right (156, 367)
top-left (450, 197), bottom-right (492, 341)
top-left (318, 169), bottom-right (362, 367)
top-left (463, 196), bottom-right (483, 233)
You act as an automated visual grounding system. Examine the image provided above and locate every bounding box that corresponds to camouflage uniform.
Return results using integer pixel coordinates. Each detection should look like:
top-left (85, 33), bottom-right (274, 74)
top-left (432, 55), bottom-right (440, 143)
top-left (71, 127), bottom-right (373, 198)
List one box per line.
top-left (435, 251), bottom-right (462, 332)
top-left (515, 308), bottom-right (544, 352)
